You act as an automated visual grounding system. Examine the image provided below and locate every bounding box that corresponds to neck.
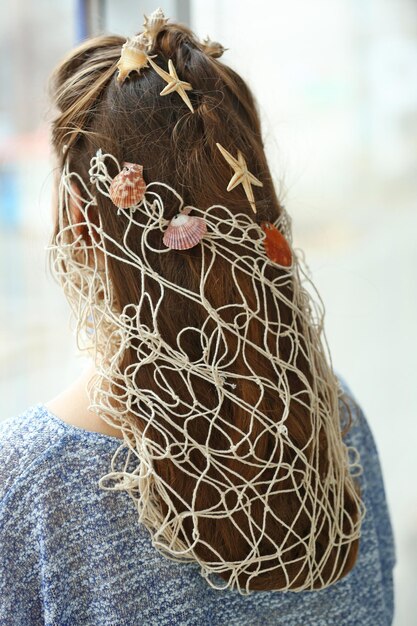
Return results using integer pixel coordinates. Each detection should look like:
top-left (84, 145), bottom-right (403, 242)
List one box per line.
top-left (45, 360), bottom-right (124, 440)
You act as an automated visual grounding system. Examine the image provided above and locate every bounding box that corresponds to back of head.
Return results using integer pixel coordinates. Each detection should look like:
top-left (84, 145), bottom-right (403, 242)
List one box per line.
top-left (48, 10), bottom-right (364, 594)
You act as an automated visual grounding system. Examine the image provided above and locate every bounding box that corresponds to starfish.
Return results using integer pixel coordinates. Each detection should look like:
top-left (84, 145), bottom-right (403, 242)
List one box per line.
top-left (216, 143), bottom-right (263, 214)
top-left (147, 57), bottom-right (194, 113)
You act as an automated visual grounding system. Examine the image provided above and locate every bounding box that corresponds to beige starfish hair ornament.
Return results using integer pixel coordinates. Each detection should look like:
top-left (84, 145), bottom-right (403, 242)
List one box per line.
top-left (147, 56), bottom-right (194, 113)
top-left (216, 143), bottom-right (263, 213)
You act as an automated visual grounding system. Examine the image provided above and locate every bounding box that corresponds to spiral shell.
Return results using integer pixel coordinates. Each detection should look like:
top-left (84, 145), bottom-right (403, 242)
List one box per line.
top-left (201, 36), bottom-right (227, 58)
top-left (116, 35), bottom-right (151, 83)
top-left (109, 162), bottom-right (146, 209)
top-left (163, 212), bottom-right (207, 250)
top-left (143, 8), bottom-right (169, 47)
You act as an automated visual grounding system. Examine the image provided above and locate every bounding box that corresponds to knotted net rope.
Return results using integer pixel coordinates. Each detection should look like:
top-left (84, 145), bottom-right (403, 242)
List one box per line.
top-left (49, 149), bottom-right (365, 594)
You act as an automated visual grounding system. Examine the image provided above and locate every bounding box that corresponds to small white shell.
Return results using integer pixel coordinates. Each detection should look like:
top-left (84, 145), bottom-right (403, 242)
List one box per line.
top-left (163, 213), bottom-right (207, 250)
top-left (109, 162), bottom-right (146, 209)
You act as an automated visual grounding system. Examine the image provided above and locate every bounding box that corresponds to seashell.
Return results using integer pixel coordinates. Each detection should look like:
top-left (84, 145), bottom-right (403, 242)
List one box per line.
top-left (201, 36), bottom-right (227, 58)
top-left (260, 222), bottom-right (292, 267)
top-left (109, 162), bottom-right (146, 209)
top-left (143, 8), bottom-right (169, 47)
top-left (116, 35), bottom-right (154, 83)
top-left (163, 211), bottom-right (207, 250)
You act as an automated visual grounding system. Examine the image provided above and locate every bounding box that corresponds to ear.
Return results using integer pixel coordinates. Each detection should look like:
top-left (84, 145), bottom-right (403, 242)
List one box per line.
top-left (69, 181), bottom-right (97, 243)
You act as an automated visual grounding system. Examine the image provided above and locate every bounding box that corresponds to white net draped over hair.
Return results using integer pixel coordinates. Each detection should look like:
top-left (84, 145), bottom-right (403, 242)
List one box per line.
top-left (49, 149), bottom-right (365, 595)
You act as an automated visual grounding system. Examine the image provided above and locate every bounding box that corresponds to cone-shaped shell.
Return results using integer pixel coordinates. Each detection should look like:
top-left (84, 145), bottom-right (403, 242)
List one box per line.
top-left (261, 222), bottom-right (292, 267)
top-left (163, 213), bottom-right (207, 250)
top-left (109, 162), bottom-right (146, 209)
top-left (116, 36), bottom-right (151, 83)
top-left (143, 8), bottom-right (168, 45)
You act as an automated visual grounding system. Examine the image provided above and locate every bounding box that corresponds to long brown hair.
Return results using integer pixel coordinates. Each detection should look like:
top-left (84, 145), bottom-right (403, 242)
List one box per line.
top-left (49, 22), bottom-right (361, 592)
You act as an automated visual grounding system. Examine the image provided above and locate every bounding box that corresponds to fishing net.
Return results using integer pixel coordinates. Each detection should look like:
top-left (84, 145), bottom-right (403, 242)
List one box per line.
top-left (48, 148), bottom-right (365, 594)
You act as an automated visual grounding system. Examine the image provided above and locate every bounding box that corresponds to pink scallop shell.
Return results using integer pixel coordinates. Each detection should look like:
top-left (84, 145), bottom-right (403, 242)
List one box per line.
top-left (109, 162), bottom-right (146, 209)
top-left (163, 213), bottom-right (207, 250)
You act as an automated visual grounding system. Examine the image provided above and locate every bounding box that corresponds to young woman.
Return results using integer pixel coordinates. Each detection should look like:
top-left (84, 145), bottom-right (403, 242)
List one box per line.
top-left (0, 10), bottom-right (395, 626)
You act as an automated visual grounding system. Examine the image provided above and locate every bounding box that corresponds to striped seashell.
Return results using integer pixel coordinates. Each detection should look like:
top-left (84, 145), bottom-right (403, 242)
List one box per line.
top-left (109, 162), bottom-right (146, 209)
top-left (163, 212), bottom-right (207, 250)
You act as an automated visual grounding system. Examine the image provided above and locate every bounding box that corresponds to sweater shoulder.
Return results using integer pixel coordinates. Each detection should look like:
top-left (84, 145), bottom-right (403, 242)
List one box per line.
top-left (0, 405), bottom-right (70, 502)
top-left (0, 404), bottom-right (121, 507)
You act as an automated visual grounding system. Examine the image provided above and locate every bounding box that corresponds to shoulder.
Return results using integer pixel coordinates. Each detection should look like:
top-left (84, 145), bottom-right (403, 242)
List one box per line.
top-left (0, 404), bottom-right (121, 509)
top-left (0, 407), bottom-right (132, 623)
top-left (0, 404), bottom-right (69, 503)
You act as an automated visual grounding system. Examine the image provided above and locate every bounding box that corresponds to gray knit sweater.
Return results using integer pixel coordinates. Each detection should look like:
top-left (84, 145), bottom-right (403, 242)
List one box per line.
top-left (0, 375), bottom-right (395, 625)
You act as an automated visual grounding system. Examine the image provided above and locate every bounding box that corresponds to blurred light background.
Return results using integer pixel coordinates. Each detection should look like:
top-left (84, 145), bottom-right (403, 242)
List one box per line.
top-left (0, 1), bottom-right (416, 624)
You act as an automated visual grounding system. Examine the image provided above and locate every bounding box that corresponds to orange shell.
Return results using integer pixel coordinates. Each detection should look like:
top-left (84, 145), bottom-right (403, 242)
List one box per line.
top-left (260, 222), bottom-right (292, 267)
top-left (109, 162), bottom-right (146, 209)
